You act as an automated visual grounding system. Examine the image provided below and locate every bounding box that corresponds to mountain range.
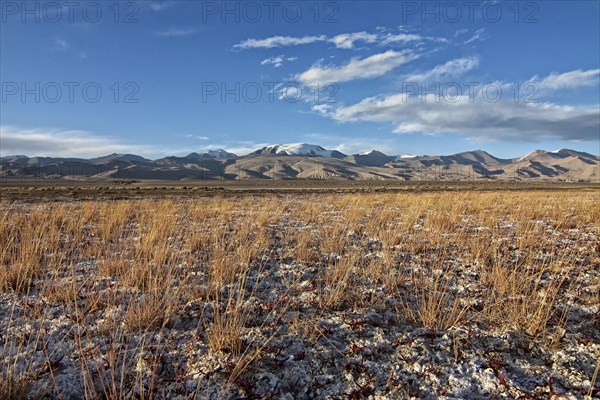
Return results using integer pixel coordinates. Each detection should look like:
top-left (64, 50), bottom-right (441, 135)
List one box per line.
top-left (1, 145), bottom-right (598, 182)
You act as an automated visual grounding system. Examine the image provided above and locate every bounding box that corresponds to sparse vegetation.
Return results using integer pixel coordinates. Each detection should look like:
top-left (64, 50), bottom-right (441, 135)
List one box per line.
top-left (0, 190), bottom-right (598, 398)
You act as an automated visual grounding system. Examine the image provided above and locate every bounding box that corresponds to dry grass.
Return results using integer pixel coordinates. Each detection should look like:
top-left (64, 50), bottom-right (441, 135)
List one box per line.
top-left (124, 290), bottom-right (178, 332)
top-left (0, 190), bottom-right (598, 397)
top-left (207, 262), bottom-right (251, 357)
top-left (0, 374), bottom-right (31, 400)
top-left (401, 265), bottom-right (471, 330)
top-left (321, 252), bottom-right (360, 310)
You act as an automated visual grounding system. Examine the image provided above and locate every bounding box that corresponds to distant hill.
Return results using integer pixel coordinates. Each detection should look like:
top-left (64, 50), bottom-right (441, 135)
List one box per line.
top-left (186, 149), bottom-right (237, 159)
top-left (345, 150), bottom-right (396, 167)
top-left (1, 146), bottom-right (598, 182)
top-left (89, 153), bottom-right (151, 164)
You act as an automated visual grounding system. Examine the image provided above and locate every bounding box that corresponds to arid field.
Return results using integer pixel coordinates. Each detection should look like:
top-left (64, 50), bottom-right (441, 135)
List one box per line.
top-left (1, 190), bottom-right (599, 399)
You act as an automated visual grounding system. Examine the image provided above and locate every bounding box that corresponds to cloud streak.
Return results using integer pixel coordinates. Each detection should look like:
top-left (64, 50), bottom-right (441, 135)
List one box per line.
top-left (405, 57), bottom-right (479, 82)
top-left (381, 33), bottom-right (427, 44)
top-left (234, 35), bottom-right (327, 49)
top-left (532, 69), bottom-right (600, 90)
top-left (297, 50), bottom-right (418, 84)
top-left (233, 30), bottom-right (446, 50)
top-left (464, 28), bottom-right (486, 45)
top-left (260, 55), bottom-right (298, 67)
top-left (329, 32), bottom-right (379, 49)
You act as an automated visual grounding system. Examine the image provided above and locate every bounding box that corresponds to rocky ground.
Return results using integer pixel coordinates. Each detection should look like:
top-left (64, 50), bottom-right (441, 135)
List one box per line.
top-left (1, 192), bottom-right (599, 399)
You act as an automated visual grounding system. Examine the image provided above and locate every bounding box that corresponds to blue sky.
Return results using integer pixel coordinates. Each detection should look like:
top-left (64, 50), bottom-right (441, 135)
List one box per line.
top-left (1, 0), bottom-right (599, 158)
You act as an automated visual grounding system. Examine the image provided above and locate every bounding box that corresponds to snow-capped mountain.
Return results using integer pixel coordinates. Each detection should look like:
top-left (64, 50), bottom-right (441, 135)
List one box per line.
top-left (251, 144), bottom-right (346, 158)
top-left (186, 149), bottom-right (237, 159)
top-left (517, 150), bottom-right (548, 162)
top-left (206, 149), bottom-right (237, 158)
top-left (550, 149), bottom-right (597, 159)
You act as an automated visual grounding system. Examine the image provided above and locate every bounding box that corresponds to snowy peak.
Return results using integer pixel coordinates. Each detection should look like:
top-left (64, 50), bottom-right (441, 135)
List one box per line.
top-left (361, 150), bottom-right (389, 157)
top-left (206, 149), bottom-right (237, 158)
top-left (517, 150), bottom-right (547, 162)
top-left (516, 149), bottom-right (599, 164)
top-left (186, 149), bottom-right (237, 159)
top-left (550, 149), bottom-right (597, 159)
top-left (253, 143), bottom-right (339, 157)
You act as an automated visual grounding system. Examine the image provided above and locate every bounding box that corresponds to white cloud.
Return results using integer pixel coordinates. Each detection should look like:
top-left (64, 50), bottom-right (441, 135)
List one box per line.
top-left (156, 27), bottom-right (197, 37)
top-left (297, 50), bottom-right (417, 84)
top-left (234, 35), bottom-right (327, 49)
top-left (311, 104), bottom-right (332, 114)
top-left (464, 28), bottom-right (486, 45)
top-left (261, 56), bottom-right (284, 67)
top-left (310, 67), bottom-right (600, 142)
top-left (406, 57), bottom-right (479, 82)
top-left (533, 69), bottom-right (600, 90)
top-left (260, 55), bottom-right (298, 68)
top-left (382, 32), bottom-right (448, 45)
top-left (329, 32), bottom-right (378, 49)
top-left (0, 126), bottom-right (159, 158)
top-left (314, 91), bottom-right (599, 142)
top-left (381, 33), bottom-right (425, 44)
top-left (278, 85), bottom-right (300, 100)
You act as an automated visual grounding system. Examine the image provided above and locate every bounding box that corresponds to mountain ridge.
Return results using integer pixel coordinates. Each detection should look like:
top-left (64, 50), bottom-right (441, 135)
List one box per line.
top-left (1, 146), bottom-right (598, 182)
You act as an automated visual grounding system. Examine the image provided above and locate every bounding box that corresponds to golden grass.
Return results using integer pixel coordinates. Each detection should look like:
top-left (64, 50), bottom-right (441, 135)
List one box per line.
top-left (401, 267), bottom-right (471, 330)
top-left (124, 290), bottom-right (178, 332)
top-left (0, 190), bottom-right (598, 396)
